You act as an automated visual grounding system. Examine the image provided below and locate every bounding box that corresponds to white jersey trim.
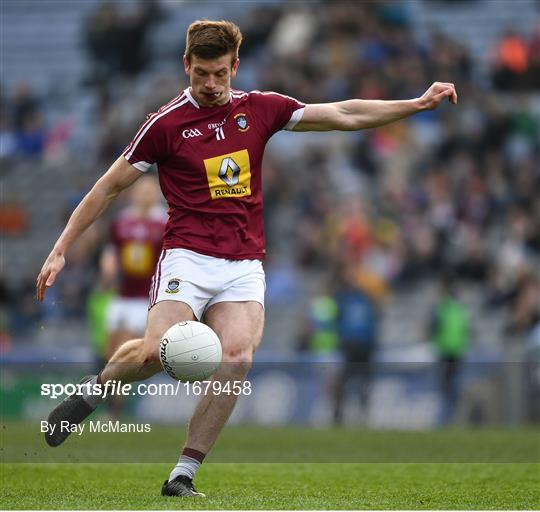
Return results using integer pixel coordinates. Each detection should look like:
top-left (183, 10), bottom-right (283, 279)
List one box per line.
top-left (231, 89), bottom-right (248, 99)
top-left (284, 107), bottom-right (306, 131)
top-left (126, 93), bottom-right (185, 151)
top-left (131, 161), bottom-right (152, 172)
top-left (185, 87), bottom-right (200, 109)
top-left (124, 97), bottom-right (189, 162)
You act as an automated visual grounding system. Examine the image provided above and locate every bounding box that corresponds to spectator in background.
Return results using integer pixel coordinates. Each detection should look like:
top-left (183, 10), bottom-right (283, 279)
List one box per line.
top-left (4, 83), bottom-right (47, 158)
top-left (50, 194), bottom-right (106, 321)
top-left (525, 320), bottom-right (540, 421)
top-left (84, 1), bottom-right (120, 82)
top-left (12, 279), bottom-right (43, 336)
top-left (296, 287), bottom-right (340, 427)
top-left (84, 0), bottom-right (163, 86)
top-left (506, 272), bottom-right (540, 340)
top-left (15, 110), bottom-right (46, 158)
top-left (298, 293), bottom-right (339, 355)
top-left (11, 83), bottom-right (40, 131)
top-left (526, 27), bottom-right (540, 89)
top-left (428, 274), bottom-right (471, 424)
top-left (238, 4), bottom-right (281, 58)
top-left (86, 248), bottom-right (116, 371)
top-left (0, 100), bottom-right (17, 163)
top-left (0, 279), bottom-right (13, 352)
top-left (492, 29), bottom-right (529, 90)
top-left (331, 263), bottom-right (380, 425)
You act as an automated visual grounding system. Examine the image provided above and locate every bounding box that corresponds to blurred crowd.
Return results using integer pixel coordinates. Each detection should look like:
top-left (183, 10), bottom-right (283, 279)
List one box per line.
top-left (251, 2), bottom-right (539, 352)
top-left (1, 1), bottom-right (539, 358)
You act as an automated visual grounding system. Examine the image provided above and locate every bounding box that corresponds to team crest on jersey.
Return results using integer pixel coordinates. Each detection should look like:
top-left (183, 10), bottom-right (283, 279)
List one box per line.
top-left (234, 113), bottom-right (249, 132)
top-left (165, 278), bottom-right (182, 294)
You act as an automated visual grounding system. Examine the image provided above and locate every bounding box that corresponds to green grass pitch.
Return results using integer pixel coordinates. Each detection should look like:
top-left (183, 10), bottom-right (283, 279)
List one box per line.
top-left (1, 424), bottom-right (539, 509)
top-left (2, 462), bottom-right (539, 509)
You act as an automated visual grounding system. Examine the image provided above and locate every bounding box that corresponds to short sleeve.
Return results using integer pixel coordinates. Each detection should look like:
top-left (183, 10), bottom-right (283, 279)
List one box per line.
top-left (123, 114), bottom-right (169, 172)
top-left (252, 91), bottom-right (305, 137)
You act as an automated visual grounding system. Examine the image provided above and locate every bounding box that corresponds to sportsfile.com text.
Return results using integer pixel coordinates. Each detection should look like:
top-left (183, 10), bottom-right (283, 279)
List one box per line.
top-left (40, 380), bottom-right (252, 400)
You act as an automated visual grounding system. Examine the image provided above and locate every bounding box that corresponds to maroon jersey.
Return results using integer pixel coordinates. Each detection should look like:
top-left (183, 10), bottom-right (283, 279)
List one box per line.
top-left (110, 207), bottom-right (167, 297)
top-left (123, 87), bottom-right (305, 260)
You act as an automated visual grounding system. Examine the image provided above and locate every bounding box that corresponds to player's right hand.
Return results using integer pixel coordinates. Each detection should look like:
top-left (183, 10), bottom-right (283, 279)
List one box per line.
top-left (36, 251), bottom-right (65, 301)
top-left (419, 82), bottom-right (458, 110)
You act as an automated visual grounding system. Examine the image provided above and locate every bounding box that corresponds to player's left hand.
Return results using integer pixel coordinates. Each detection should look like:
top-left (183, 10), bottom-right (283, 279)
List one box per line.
top-left (419, 82), bottom-right (458, 110)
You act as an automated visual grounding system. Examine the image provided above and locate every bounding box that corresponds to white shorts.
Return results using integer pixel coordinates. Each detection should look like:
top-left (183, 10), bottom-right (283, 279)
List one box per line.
top-left (149, 248), bottom-right (265, 320)
top-left (106, 297), bottom-right (149, 334)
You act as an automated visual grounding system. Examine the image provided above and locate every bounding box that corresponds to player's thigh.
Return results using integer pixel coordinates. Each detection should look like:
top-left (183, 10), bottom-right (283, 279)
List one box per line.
top-left (203, 301), bottom-right (264, 362)
top-left (142, 300), bottom-right (197, 362)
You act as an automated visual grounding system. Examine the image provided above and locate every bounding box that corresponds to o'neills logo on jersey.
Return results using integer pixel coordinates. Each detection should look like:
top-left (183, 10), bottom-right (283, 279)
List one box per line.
top-left (203, 149), bottom-right (251, 200)
top-left (234, 113), bottom-right (249, 132)
top-left (208, 119), bottom-right (225, 130)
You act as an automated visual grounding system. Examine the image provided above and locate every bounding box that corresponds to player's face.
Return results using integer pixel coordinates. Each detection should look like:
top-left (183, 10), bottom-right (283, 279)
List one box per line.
top-left (184, 53), bottom-right (239, 107)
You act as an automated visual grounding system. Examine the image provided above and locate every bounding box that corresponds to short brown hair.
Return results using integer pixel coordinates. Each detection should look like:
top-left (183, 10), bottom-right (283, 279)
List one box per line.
top-left (185, 20), bottom-right (242, 65)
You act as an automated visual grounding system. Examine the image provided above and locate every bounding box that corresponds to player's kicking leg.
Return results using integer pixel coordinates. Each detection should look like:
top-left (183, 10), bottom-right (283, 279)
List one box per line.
top-left (162, 301), bottom-right (263, 498)
top-left (44, 301), bottom-right (195, 447)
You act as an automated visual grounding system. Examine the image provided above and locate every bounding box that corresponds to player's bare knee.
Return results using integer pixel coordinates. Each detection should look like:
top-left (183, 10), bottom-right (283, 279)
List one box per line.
top-left (222, 343), bottom-right (253, 363)
top-left (220, 346), bottom-right (253, 377)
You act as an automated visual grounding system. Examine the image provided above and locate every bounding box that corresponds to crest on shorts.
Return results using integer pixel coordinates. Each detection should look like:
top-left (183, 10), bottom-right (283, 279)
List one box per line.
top-left (234, 113), bottom-right (249, 132)
top-left (165, 278), bottom-right (182, 294)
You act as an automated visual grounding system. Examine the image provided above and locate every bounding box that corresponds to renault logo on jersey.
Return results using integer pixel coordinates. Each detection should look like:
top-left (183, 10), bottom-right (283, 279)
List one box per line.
top-left (182, 128), bottom-right (203, 138)
top-left (218, 157), bottom-right (241, 186)
top-left (204, 149), bottom-right (251, 200)
top-left (234, 113), bottom-right (249, 132)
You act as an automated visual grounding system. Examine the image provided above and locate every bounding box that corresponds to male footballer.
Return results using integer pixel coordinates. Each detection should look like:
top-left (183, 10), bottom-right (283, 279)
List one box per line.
top-left (37, 20), bottom-right (457, 497)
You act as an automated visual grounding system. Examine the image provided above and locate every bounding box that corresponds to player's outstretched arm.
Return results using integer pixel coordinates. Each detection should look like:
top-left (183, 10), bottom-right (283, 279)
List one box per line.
top-left (293, 82), bottom-right (457, 132)
top-left (36, 157), bottom-right (142, 301)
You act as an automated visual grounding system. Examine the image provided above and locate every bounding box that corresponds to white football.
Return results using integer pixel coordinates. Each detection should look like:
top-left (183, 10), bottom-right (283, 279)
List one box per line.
top-left (159, 321), bottom-right (222, 382)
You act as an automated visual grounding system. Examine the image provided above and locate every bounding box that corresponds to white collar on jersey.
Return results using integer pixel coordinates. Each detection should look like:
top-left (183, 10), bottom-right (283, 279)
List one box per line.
top-left (184, 87), bottom-right (234, 109)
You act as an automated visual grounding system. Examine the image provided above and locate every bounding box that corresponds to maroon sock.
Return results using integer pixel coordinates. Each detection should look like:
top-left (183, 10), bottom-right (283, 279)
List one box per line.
top-left (182, 447), bottom-right (206, 463)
